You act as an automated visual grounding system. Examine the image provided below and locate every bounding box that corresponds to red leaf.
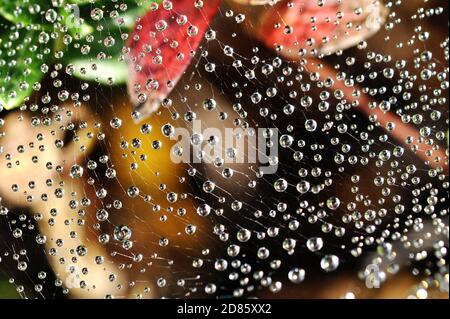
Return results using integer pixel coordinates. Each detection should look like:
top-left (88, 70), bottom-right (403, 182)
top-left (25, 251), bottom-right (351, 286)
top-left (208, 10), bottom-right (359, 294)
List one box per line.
top-left (255, 1), bottom-right (446, 172)
top-left (127, 0), bottom-right (222, 118)
top-left (258, 0), bottom-right (386, 55)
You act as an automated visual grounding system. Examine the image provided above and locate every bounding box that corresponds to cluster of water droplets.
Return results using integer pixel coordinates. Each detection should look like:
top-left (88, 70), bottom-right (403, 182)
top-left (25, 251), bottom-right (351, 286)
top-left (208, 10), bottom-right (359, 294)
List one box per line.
top-left (0, 0), bottom-right (448, 299)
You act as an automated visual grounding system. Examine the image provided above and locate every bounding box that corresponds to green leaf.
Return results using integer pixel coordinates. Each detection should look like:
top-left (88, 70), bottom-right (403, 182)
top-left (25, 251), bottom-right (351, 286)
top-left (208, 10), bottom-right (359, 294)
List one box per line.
top-left (68, 0), bottom-right (96, 4)
top-left (0, 0), bottom-right (160, 109)
top-left (0, 279), bottom-right (19, 299)
top-left (62, 0), bottom-right (158, 84)
top-left (0, 1), bottom-right (51, 26)
top-left (0, 22), bottom-right (53, 111)
top-left (70, 58), bottom-right (128, 85)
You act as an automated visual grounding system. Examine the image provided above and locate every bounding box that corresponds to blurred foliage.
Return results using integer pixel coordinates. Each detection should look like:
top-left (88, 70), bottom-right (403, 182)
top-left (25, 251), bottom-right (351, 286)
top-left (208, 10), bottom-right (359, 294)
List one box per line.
top-left (0, 275), bottom-right (19, 299)
top-left (0, 0), bottom-right (158, 111)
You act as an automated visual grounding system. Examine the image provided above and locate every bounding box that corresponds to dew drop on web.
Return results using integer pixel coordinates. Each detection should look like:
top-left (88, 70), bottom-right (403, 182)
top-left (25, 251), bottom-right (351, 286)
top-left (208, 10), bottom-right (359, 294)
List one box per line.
top-left (0, 0), bottom-right (448, 300)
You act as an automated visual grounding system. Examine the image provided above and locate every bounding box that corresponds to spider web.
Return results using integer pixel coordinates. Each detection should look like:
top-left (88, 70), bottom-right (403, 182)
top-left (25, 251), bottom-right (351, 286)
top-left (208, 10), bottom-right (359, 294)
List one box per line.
top-left (0, 0), bottom-right (448, 299)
